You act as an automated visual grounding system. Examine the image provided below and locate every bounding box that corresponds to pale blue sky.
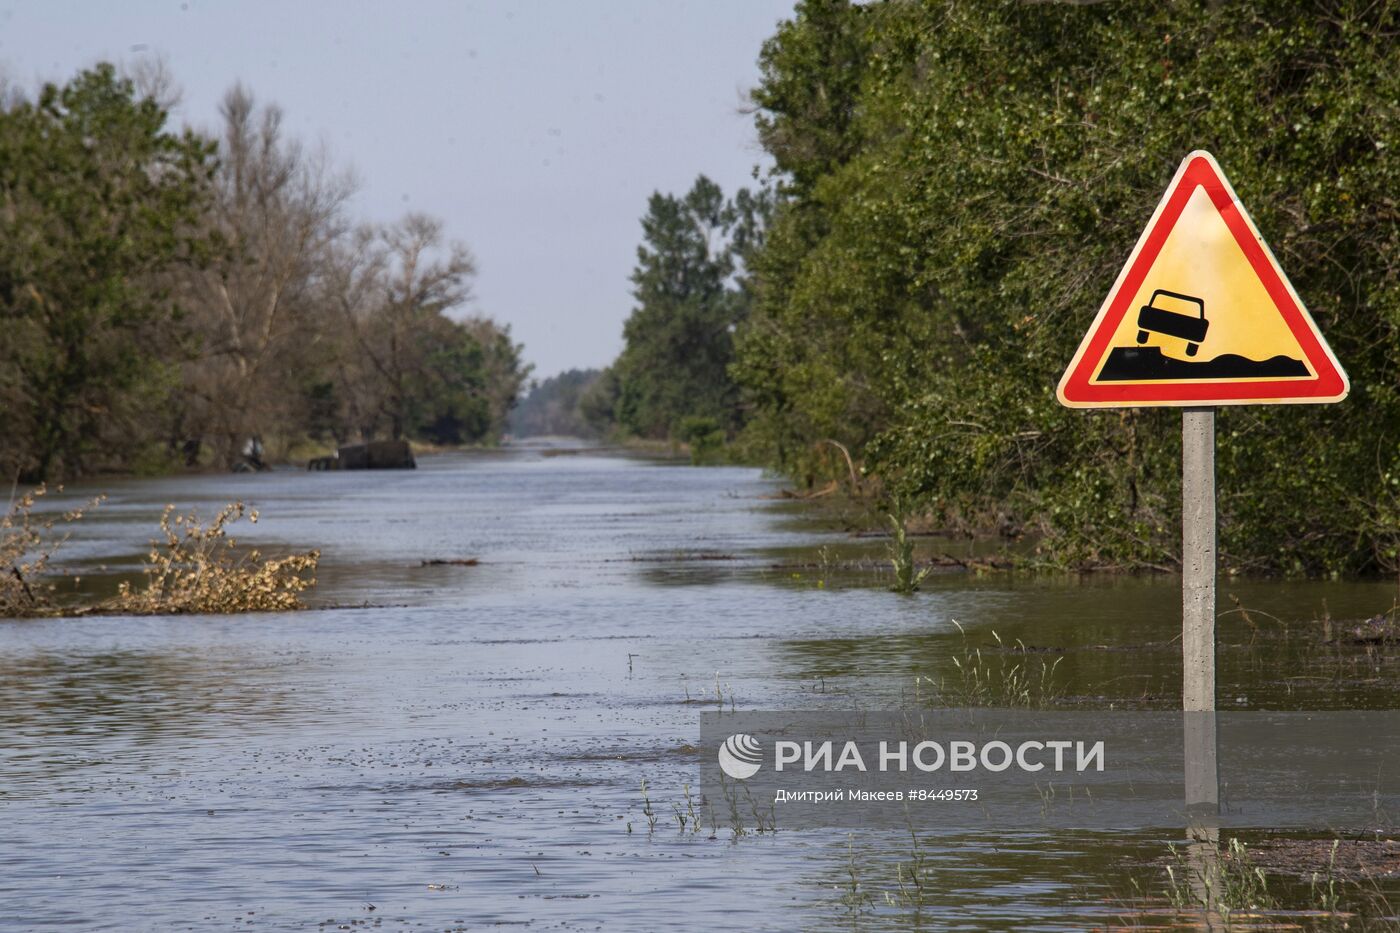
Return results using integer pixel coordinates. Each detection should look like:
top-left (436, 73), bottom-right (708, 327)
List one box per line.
top-left (0, 0), bottom-right (795, 378)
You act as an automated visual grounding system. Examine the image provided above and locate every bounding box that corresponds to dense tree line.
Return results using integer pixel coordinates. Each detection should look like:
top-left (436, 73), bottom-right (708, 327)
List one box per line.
top-left (593, 0), bottom-right (1400, 575)
top-left (721, 0), bottom-right (1400, 575)
top-left (0, 65), bottom-right (526, 481)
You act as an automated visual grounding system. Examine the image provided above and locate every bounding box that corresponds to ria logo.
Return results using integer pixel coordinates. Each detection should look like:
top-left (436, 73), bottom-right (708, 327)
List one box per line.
top-left (717, 733), bottom-right (763, 780)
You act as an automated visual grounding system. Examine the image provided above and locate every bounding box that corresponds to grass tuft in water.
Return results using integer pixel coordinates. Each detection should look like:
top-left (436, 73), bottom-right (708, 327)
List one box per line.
top-left (916, 620), bottom-right (1065, 708)
top-left (640, 779), bottom-right (658, 833)
top-left (1165, 837), bottom-right (1277, 919)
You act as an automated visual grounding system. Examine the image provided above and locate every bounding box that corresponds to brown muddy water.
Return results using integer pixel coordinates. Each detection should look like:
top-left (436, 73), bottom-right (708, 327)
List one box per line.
top-left (3, 445), bottom-right (1399, 930)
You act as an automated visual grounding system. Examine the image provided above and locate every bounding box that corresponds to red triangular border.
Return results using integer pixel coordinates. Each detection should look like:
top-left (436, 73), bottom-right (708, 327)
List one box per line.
top-left (1057, 151), bottom-right (1347, 408)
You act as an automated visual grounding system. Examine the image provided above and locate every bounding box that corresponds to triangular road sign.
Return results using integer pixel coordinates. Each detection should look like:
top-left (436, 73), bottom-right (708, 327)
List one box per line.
top-left (1057, 151), bottom-right (1348, 408)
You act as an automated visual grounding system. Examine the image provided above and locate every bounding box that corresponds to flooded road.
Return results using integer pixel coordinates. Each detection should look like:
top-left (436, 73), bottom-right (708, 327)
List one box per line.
top-left (2, 447), bottom-right (1398, 929)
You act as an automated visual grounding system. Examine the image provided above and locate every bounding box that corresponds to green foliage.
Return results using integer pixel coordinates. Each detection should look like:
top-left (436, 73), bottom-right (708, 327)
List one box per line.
top-left (1165, 838), bottom-right (1276, 919)
top-left (0, 67), bottom-right (530, 479)
top-left (676, 415), bottom-right (726, 465)
top-left (885, 505), bottom-right (930, 594)
top-left (333, 215), bottom-right (528, 448)
top-left (579, 366), bottom-right (624, 439)
top-left (406, 319), bottom-right (493, 445)
top-left (424, 316), bottom-right (528, 446)
top-left (0, 65), bottom-right (216, 481)
top-left (736, 0), bottom-right (1400, 574)
top-left (751, 0), bottom-right (870, 195)
top-left (603, 175), bottom-right (767, 443)
top-left (509, 368), bottom-right (603, 438)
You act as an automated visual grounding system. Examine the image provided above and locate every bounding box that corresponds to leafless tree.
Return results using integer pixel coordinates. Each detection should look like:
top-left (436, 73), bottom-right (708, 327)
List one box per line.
top-left (345, 214), bottom-right (477, 439)
top-left (179, 84), bottom-right (355, 465)
top-left (125, 54), bottom-right (183, 112)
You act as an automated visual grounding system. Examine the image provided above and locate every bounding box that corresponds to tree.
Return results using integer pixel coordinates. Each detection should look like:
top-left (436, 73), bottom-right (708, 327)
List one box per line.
top-left (457, 315), bottom-right (530, 441)
top-left (0, 65), bottom-right (216, 480)
top-left (344, 214), bottom-right (475, 439)
top-left (610, 175), bottom-right (760, 440)
top-left (334, 215), bottom-right (527, 446)
top-left (0, 64), bottom-right (530, 479)
top-left (178, 84), bottom-right (353, 467)
top-left (750, 0), bottom-right (869, 195)
top-left (579, 366), bottom-right (624, 438)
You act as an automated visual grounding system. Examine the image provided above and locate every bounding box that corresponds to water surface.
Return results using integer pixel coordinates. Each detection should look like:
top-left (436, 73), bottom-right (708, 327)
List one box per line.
top-left (3, 448), bottom-right (1396, 929)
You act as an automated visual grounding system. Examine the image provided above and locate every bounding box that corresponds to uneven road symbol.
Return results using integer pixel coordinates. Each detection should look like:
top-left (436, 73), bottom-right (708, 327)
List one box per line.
top-left (1136, 289), bottom-right (1209, 357)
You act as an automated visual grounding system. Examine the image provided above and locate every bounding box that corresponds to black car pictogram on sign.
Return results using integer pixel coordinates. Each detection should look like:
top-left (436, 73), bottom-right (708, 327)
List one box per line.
top-left (1136, 289), bottom-right (1208, 357)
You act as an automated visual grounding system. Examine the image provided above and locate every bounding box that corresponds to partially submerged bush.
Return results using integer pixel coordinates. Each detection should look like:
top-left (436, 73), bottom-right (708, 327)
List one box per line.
top-left (1, 492), bottom-right (317, 617)
top-left (0, 484), bottom-right (103, 617)
top-left (111, 502), bottom-right (319, 614)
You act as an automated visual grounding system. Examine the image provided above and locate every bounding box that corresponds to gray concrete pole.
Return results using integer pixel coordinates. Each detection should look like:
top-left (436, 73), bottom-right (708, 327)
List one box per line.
top-left (1181, 408), bottom-right (1220, 923)
top-left (1181, 408), bottom-right (1216, 712)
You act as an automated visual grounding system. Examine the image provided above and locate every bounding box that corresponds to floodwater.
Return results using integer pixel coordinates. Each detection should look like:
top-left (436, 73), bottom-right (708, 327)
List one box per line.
top-left (2, 446), bottom-right (1398, 930)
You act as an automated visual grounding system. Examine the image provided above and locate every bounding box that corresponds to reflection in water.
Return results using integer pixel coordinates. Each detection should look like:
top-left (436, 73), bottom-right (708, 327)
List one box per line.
top-left (0, 648), bottom-right (313, 789)
top-left (2, 448), bottom-right (1397, 928)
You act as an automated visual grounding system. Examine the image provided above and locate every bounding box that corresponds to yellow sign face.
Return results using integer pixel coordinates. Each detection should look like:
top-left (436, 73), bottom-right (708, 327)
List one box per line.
top-left (1057, 151), bottom-right (1347, 408)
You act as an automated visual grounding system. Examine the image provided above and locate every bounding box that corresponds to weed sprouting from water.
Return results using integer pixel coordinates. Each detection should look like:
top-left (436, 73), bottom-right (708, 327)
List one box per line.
top-left (640, 779), bottom-right (658, 833)
top-left (917, 620), bottom-right (1064, 708)
top-left (884, 824), bottom-right (932, 910)
top-left (1150, 835), bottom-right (1396, 927)
top-left (746, 785), bottom-right (776, 834)
top-left (1111, 834), bottom-right (1399, 929)
top-left (1310, 839), bottom-right (1342, 915)
top-left (839, 835), bottom-right (873, 915)
top-left (886, 504), bottom-right (931, 595)
top-left (672, 783), bottom-right (703, 834)
top-left (1222, 593), bottom-right (1289, 645)
top-left (638, 778), bottom-right (775, 841)
top-left (697, 672), bottom-right (736, 712)
top-left (817, 824), bottom-right (944, 920)
top-left (817, 544), bottom-right (834, 583)
top-left (719, 772), bottom-right (746, 839)
top-left (1165, 837), bottom-right (1275, 922)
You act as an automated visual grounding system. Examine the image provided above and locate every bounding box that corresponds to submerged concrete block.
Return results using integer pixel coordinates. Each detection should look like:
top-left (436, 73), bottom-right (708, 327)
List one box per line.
top-left (337, 439), bottom-right (416, 470)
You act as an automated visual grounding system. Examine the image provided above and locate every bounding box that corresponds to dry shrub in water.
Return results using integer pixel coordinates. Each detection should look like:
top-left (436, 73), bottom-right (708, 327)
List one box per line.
top-left (111, 502), bottom-right (319, 614)
top-left (0, 484), bottom-right (104, 617)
